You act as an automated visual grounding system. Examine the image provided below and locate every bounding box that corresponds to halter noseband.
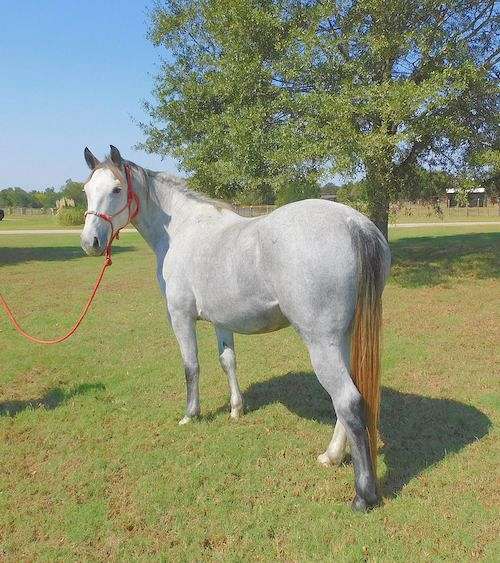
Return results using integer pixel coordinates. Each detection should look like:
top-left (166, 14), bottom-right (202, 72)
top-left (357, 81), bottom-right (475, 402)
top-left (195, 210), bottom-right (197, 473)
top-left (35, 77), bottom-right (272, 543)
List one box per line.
top-left (85, 163), bottom-right (140, 263)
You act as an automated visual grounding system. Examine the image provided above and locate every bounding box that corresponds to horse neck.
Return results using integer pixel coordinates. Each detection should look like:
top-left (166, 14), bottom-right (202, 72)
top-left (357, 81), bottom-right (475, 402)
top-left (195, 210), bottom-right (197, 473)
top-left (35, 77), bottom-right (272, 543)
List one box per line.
top-left (129, 167), bottom-right (171, 253)
top-left (129, 167), bottom-right (202, 253)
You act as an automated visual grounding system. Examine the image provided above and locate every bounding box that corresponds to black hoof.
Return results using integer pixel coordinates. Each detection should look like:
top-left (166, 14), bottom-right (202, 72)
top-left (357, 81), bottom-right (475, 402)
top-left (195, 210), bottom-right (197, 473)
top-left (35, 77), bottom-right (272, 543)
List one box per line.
top-left (351, 494), bottom-right (380, 512)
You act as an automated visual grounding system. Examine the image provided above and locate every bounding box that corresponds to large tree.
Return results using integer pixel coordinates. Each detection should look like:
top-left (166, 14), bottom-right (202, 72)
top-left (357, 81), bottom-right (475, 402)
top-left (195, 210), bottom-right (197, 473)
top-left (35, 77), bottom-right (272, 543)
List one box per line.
top-left (143, 0), bottom-right (499, 237)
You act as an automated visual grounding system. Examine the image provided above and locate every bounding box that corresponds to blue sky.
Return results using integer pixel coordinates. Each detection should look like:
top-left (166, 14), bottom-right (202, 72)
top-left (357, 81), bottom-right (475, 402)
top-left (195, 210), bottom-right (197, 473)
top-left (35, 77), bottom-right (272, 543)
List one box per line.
top-left (0, 0), bottom-right (179, 190)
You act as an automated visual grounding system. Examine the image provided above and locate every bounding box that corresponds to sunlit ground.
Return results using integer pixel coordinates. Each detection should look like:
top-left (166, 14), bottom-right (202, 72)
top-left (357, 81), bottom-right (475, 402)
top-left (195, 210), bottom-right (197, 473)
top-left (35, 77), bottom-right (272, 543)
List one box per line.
top-left (0, 225), bottom-right (498, 560)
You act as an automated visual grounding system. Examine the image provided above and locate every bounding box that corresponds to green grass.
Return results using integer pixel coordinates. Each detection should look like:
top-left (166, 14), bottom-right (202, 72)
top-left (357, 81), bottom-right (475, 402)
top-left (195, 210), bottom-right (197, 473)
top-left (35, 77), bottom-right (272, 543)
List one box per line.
top-left (0, 214), bottom-right (69, 230)
top-left (391, 213), bottom-right (500, 223)
top-left (391, 214), bottom-right (500, 223)
top-left (1, 225), bottom-right (499, 560)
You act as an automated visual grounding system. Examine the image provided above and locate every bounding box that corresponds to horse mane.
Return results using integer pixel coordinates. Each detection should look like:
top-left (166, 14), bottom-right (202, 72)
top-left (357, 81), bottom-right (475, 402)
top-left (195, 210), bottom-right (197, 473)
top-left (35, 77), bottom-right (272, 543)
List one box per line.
top-left (93, 156), bottom-right (234, 213)
top-left (145, 169), bottom-right (234, 213)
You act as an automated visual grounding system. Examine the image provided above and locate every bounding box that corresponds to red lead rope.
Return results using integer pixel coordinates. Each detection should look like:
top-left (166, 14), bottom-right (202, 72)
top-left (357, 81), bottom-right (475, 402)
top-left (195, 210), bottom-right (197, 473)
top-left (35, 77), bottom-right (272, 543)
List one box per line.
top-left (0, 256), bottom-right (112, 344)
top-left (0, 163), bottom-right (139, 345)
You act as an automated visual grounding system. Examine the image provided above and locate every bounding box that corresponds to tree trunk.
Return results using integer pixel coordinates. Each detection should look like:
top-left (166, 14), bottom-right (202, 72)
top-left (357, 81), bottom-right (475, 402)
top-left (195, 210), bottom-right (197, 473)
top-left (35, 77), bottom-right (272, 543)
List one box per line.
top-left (369, 201), bottom-right (389, 241)
top-left (365, 165), bottom-right (390, 241)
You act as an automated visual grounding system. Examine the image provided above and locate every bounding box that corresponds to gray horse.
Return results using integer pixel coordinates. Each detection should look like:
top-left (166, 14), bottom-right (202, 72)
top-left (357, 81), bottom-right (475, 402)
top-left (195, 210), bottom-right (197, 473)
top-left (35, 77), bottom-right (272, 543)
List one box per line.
top-left (81, 146), bottom-right (391, 511)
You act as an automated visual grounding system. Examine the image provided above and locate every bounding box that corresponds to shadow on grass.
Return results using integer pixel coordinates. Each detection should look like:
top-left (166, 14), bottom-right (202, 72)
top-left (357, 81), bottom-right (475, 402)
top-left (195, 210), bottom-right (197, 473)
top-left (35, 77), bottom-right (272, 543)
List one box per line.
top-left (0, 246), bottom-right (134, 267)
top-left (240, 372), bottom-right (491, 496)
top-left (0, 383), bottom-right (106, 417)
top-left (390, 232), bottom-right (499, 287)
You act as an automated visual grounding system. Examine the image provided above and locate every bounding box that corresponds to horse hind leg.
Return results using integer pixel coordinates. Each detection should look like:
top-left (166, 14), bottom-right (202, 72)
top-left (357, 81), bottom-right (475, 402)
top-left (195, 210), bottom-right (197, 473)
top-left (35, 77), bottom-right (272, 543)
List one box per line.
top-left (215, 327), bottom-right (243, 419)
top-left (307, 335), bottom-right (379, 511)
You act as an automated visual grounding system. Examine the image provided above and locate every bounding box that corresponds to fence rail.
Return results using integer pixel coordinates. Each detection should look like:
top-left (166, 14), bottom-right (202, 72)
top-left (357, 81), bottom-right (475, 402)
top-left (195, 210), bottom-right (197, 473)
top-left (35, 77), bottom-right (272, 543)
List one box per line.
top-left (393, 202), bottom-right (500, 219)
top-left (2, 203), bottom-right (499, 219)
top-left (236, 202), bottom-right (500, 219)
top-left (1, 207), bottom-right (54, 215)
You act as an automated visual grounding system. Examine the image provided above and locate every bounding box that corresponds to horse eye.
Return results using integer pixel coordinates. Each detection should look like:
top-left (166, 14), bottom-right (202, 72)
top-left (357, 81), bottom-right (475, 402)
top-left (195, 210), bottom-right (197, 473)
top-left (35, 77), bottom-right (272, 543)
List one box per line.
top-left (112, 187), bottom-right (122, 194)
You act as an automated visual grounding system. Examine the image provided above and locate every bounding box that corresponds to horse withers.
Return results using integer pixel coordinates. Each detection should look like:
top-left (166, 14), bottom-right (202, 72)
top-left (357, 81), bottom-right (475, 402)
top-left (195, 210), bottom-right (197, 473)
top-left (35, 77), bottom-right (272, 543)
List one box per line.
top-left (81, 146), bottom-right (391, 511)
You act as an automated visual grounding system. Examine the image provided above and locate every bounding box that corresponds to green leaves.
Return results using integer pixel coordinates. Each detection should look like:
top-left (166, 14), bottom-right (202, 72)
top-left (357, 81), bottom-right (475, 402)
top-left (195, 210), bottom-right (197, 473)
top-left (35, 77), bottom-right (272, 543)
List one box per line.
top-left (142, 0), bottom-right (499, 225)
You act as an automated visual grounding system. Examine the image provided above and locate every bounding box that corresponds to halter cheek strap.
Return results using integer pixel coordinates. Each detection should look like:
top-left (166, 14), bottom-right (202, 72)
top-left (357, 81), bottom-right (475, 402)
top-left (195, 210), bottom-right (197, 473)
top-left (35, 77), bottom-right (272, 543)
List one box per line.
top-left (85, 163), bottom-right (140, 263)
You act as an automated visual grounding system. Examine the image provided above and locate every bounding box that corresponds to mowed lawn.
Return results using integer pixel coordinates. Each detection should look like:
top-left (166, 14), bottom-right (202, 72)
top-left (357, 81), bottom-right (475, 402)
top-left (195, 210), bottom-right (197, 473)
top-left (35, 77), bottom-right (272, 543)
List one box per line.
top-left (0, 214), bottom-right (70, 230)
top-left (0, 225), bottom-right (498, 561)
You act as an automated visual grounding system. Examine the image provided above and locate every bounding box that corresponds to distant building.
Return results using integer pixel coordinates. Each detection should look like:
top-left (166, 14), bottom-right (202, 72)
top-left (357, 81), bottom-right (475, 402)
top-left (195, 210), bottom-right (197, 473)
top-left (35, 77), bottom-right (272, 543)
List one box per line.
top-left (446, 187), bottom-right (487, 207)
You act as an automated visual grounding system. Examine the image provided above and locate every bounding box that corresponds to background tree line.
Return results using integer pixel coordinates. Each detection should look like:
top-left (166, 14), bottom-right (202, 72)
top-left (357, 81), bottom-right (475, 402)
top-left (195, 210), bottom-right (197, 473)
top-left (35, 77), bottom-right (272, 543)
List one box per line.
top-left (142, 0), bottom-right (499, 238)
top-left (0, 179), bottom-right (85, 209)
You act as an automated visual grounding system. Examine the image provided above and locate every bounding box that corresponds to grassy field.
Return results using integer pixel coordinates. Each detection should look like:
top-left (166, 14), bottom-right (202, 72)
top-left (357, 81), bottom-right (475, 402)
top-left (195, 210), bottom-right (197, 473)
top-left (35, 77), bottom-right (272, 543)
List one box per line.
top-left (390, 204), bottom-right (500, 223)
top-left (1, 207), bottom-right (500, 230)
top-left (0, 214), bottom-right (72, 230)
top-left (0, 225), bottom-right (499, 560)
top-left (391, 213), bottom-right (500, 223)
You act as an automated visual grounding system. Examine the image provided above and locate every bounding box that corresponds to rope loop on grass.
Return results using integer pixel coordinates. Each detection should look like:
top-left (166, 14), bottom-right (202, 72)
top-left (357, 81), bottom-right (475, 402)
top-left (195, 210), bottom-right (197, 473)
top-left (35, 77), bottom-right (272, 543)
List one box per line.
top-left (0, 163), bottom-right (139, 345)
top-left (0, 248), bottom-right (112, 344)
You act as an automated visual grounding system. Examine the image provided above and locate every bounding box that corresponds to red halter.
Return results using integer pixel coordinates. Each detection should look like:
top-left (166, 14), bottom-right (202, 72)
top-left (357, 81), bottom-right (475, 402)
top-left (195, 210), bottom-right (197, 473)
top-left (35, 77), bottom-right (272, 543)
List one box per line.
top-left (85, 163), bottom-right (140, 264)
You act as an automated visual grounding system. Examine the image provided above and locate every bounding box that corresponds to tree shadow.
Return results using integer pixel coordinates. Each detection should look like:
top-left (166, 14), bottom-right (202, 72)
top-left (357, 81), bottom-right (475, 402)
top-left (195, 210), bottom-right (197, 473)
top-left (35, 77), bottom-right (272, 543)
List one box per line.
top-left (389, 232), bottom-right (499, 287)
top-left (0, 246), bottom-right (134, 267)
top-left (0, 383), bottom-right (106, 417)
top-left (237, 372), bottom-right (491, 496)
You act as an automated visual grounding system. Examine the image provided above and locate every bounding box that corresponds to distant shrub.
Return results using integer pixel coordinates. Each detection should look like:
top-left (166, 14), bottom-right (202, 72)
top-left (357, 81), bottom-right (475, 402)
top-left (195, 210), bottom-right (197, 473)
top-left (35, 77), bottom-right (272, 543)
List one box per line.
top-left (335, 187), bottom-right (371, 216)
top-left (276, 178), bottom-right (320, 206)
top-left (58, 206), bottom-right (85, 226)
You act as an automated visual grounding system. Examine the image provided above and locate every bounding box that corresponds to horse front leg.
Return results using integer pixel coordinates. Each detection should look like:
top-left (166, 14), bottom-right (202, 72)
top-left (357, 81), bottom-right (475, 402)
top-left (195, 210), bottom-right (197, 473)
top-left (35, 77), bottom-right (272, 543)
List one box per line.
top-left (215, 327), bottom-right (243, 419)
top-left (170, 311), bottom-right (200, 425)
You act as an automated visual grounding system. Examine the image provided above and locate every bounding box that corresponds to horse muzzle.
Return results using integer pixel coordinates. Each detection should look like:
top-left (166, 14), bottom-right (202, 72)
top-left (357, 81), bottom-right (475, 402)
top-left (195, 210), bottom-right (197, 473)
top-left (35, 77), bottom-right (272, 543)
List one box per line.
top-left (81, 231), bottom-right (107, 256)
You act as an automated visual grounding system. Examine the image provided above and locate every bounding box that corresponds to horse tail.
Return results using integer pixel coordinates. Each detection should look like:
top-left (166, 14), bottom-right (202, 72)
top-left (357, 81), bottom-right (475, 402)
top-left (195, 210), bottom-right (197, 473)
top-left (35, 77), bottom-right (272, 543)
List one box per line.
top-left (349, 220), bottom-right (389, 474)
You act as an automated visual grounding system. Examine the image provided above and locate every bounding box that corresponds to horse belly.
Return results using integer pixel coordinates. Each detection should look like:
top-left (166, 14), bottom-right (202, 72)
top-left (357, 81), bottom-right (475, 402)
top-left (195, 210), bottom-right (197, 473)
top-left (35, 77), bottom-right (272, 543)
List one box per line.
top-left (192, 222), bottom-right (290, 334)
top-left (209, 302), bottom-right (289, 334)
top-left (197, 284), bottom-right (290, 334)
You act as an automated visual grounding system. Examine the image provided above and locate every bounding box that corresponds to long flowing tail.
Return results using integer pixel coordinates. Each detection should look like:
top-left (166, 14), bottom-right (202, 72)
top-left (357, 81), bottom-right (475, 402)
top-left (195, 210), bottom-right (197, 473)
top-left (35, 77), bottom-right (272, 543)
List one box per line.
top-left (349, 221), bottom-right (389, 474)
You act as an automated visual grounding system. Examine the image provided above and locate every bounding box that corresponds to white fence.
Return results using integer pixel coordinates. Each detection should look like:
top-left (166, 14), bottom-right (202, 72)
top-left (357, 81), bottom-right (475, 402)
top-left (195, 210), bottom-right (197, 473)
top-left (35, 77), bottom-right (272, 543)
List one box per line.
top-left (2, 207), bottom-right (54, 215)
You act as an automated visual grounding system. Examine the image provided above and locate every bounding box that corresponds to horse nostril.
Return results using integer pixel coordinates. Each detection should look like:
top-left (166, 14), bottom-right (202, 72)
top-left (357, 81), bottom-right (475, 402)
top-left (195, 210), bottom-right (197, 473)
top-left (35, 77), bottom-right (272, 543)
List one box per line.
top-left (93, 237), bottom-right (99, 249)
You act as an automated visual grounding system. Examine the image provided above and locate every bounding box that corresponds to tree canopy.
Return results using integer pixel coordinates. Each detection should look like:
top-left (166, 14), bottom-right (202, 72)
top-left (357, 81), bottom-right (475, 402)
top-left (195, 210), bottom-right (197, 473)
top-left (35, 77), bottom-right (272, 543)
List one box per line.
top-left (0, 187), bottom-right (38, 208)
top-left (143, 0), bottom-right (499, 236)
top-left (0, 180), bottom-right (84, 209)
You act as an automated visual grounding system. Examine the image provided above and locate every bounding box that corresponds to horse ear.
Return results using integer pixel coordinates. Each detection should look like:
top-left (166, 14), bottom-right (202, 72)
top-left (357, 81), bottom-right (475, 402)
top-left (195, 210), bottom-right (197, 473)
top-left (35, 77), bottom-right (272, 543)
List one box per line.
top-left (109, 145), bottom-right (123, 167)
top-left (84, 147), bottom-right (99, 170)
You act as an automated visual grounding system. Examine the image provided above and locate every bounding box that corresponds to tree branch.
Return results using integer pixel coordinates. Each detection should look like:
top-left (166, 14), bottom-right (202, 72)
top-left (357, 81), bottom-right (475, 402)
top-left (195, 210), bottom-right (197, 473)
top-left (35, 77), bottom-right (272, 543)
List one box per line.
top-left (397, 137), bottom-right (432, 169)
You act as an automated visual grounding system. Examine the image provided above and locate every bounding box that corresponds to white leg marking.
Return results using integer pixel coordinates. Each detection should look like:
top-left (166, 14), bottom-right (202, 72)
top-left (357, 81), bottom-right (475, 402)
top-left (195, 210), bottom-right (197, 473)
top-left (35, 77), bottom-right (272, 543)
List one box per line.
top-left (216, 327), bottom-right (244, 419)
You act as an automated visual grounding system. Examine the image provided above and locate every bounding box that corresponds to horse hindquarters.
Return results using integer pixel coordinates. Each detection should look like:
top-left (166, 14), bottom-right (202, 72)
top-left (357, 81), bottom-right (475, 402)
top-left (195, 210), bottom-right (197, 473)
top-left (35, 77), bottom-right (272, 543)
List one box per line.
top-left (264, 212), bottom-right (387, 510)
top-left (308, 221), bottom-right (386, 510)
